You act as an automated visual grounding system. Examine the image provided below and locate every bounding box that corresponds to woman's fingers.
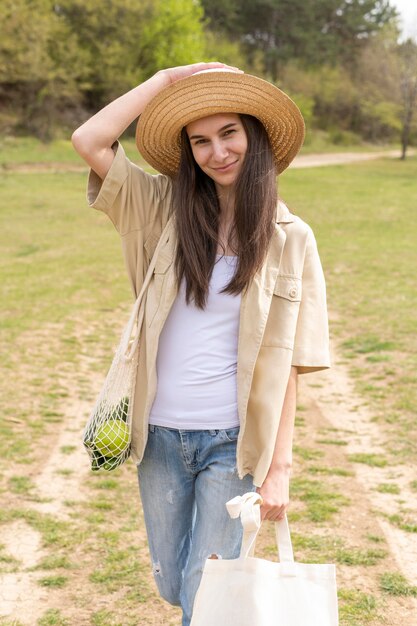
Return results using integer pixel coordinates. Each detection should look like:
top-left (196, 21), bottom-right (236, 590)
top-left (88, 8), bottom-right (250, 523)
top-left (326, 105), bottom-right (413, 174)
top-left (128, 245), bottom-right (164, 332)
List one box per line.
top-left (260, 502), bottom-right (288, 521)
top-left (163, 61), bottom-right (243, 85)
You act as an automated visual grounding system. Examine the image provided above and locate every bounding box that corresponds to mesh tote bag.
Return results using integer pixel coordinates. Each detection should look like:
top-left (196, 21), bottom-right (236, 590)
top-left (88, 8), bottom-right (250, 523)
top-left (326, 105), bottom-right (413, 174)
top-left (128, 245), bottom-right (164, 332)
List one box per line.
top-left (82, 217), bottom-right (173, 471)
top-left (190, 492), bottom-right (339, 626)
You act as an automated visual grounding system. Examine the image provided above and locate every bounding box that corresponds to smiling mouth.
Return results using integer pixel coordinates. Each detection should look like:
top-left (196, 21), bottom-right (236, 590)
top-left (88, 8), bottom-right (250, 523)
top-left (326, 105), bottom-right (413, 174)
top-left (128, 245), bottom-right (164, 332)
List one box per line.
top-left (212, 161), bottom-right (238, 172)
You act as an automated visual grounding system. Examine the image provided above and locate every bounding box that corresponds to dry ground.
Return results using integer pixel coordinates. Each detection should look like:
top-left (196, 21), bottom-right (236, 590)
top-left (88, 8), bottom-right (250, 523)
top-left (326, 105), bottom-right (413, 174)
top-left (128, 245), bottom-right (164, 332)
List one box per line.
top-left (1, 328), bottom-right (416, 625)
top-left (1, 151), bottom-right (416, 625)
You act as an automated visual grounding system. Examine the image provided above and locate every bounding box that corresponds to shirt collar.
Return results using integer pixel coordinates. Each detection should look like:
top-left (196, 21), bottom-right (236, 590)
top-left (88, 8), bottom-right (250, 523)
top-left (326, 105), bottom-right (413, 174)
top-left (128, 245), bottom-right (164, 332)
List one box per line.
top-left (276, 199), bottom-right (295, 224)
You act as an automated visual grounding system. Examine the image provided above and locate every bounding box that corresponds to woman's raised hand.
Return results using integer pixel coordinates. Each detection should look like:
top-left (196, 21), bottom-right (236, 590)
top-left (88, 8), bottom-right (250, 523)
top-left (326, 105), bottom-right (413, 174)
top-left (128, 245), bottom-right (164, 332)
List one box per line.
top-left (160, 62), bottom-right (243, 86)
top-left (72, 62), bottom-right (242, 181)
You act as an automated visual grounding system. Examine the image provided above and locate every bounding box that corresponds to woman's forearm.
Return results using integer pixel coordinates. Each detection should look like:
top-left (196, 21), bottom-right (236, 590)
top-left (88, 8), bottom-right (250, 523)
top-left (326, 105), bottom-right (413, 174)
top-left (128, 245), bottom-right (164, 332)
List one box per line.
top-left (257, 366), bottom-right (298, 521)
top-left (71, 71), bottom-right (171, 179)
top-left (72, 71), bottom-right (170, 155)
top-left (71, 61), bottom-right (238, 179)
top-left (268, 365), bottom-right (298, 472)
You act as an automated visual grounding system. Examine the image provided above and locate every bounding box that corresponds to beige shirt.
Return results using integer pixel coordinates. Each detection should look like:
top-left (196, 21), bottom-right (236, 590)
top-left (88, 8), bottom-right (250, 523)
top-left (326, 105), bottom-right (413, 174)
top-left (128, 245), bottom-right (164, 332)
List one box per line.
top-left (87, 142), bottom-right (330, 487)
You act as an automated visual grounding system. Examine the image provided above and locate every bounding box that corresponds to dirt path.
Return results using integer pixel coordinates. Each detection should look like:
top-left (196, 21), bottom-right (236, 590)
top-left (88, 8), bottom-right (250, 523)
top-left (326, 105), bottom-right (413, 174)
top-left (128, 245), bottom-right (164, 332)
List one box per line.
top-left (1, 331), bottom-right (416, 624)
top-left (297, 353), bottom-right (417, 624)
top-left (291, 149), bottom-right (409, 168)
top-left (300, 352), bottom-right (417, 588)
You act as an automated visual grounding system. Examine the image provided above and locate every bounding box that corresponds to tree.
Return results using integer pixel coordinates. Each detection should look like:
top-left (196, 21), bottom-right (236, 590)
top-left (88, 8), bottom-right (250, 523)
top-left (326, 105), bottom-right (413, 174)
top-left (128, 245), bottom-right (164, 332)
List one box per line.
top-left (201, 0), bottom-right (398, 80)
top-left (56, 0), bottom-right (206, 107)
top-left (0, 0), bottom-right (89, 138)
top-left (398, 39), bottom-right (417, 158)
top-left (357, 27), bottom-right (417, 153)
top-left (0, 0), bottom-right (207, 138)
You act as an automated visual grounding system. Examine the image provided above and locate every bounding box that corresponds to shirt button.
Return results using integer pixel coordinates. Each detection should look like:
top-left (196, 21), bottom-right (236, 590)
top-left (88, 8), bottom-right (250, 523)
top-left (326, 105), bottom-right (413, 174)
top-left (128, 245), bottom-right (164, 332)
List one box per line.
top-left (289, 287), bottom-right (297, 298)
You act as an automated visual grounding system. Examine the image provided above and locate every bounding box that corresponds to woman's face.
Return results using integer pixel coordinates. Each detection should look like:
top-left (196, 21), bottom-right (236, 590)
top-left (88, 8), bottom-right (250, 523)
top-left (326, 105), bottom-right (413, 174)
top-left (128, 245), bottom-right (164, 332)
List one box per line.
top-left (186, 113), bottom-right (248, 191)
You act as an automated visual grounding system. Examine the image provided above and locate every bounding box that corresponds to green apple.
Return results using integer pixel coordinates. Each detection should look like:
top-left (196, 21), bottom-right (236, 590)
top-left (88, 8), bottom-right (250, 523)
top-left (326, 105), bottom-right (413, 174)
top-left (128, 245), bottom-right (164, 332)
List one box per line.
top-left (93, 419), bottom-right (130, 457)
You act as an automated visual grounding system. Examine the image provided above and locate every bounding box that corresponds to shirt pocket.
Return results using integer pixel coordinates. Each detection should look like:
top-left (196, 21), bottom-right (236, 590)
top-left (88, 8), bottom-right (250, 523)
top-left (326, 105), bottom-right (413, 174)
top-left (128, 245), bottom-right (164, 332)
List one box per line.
top-left (273, 275), bottom-right (301, 302)
top-left (146, 251), bottom-right (172, 327)
top-left (261, 275), bottom-right (302, 348)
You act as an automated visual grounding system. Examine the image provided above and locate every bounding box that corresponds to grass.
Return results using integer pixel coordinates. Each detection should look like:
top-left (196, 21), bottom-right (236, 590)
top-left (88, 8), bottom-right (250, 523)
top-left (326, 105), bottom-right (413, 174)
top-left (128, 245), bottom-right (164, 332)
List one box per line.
top-left (0, 134), bottom-right (401, 167)
top-left (338, 588), bottom-right (380, 626)
top-left (347, 453), bottom-right (389, 468)
top-left (308, 466), bottom-right (354, 477)
top-left (380, 572), bottom-right (417, 597)
top-left (291, 477), bottom-right (350, 522)
top-left (1, 142), bottom-right (416, 625)
top-left (59, 445), bottom-right (77, 455)
top-left (8, 475), bottom-right (36, 495)
top-left (38, 575), bottom-right (68, 588)
top-left (0, 543), bottom-right (19, 573)
top-left (281, 156), bottom-right (417, 463)
top-left (32, 555), bottom-right (74, 571)
top-left (375, 483), bottom-right (400, 494)
top-left (385, 512), bottom-right (417, 533)
top-left (37, 609), bottom-right (70, 626)
top-left (288, 532), bottom-right (387, 567)
top-left (0, 508), bottom-right (81, 550)
top-left (0, 136), bottom-right (140, 167)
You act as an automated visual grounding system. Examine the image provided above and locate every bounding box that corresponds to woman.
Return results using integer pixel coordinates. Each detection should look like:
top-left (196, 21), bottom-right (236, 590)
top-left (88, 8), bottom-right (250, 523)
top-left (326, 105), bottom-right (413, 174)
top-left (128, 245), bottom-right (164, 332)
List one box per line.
top-left (72, 61), bottom-right (330, 626)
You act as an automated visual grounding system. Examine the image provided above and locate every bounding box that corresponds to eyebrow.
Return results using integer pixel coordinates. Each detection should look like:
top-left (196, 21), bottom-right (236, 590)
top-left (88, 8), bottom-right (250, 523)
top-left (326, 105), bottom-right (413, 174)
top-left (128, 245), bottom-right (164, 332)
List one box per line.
top-left (188, 123), bottom-right (238, 141)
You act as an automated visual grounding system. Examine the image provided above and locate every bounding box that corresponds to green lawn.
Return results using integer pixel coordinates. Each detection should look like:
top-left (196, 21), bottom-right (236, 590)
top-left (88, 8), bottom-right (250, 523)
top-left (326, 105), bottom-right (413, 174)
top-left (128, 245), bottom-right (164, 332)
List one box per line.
top-left (1, 151), bottom-right (416, 459)
top-left (0, 146), bottom-right (416, 625)
top-left (280, 155), bottom-right (417, 459)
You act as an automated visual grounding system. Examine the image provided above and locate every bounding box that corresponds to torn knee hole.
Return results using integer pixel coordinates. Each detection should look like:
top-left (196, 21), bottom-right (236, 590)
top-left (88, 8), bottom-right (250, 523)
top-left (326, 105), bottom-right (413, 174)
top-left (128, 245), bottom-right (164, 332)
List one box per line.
top-left (152, 561), bottom-right (162, 576)
top-left (208, 553), bottom-right (221, 560)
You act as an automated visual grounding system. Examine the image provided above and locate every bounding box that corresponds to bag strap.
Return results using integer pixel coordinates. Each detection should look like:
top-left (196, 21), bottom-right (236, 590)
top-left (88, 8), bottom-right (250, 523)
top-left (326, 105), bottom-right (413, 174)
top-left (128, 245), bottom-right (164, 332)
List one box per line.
top-left (226, 492), bottom-right (294, 562)
top-left (275, 515), bottom-right (294, 563)
top-left (121, 215), bottom-right (174, 360)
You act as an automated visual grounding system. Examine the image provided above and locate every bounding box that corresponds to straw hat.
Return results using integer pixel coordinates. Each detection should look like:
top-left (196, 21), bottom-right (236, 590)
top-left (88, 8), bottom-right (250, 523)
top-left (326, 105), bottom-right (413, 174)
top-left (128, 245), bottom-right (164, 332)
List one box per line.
top-left (136, 70), bottom-right (305, 177)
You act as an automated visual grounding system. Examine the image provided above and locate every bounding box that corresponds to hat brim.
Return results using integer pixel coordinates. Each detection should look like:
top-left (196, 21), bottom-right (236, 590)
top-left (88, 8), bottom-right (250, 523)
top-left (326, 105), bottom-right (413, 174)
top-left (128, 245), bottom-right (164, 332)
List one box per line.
top-left (136, 72), bottom-right (305, 177)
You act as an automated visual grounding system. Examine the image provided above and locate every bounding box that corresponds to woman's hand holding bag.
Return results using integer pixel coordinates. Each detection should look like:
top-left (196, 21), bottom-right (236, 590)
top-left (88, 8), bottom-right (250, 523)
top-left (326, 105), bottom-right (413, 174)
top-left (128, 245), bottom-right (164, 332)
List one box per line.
top-left (190, 492), bottom-right (339, 626)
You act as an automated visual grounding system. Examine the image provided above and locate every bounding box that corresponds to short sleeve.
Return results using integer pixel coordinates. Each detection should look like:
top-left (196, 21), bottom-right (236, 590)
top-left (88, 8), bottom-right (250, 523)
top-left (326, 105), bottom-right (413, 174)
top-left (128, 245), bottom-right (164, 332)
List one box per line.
top-left (86, 141), bottom-right (172, 236)
top-left (291, 228), bottom-right (330, 374)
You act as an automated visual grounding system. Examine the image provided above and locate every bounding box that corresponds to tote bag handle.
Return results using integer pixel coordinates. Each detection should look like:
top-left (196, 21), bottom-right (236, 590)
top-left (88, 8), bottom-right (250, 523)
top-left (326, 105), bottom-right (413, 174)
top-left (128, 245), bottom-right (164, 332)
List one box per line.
top-left (121, 215), bottom-right (174, 361)
top-left (226, 493), bottom-right (295, 563)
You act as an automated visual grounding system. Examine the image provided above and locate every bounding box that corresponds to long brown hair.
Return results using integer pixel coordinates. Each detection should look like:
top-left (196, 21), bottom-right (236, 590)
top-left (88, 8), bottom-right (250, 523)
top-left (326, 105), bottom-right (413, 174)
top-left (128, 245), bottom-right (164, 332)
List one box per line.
top-left (172, 114), bottom-right (277, 309)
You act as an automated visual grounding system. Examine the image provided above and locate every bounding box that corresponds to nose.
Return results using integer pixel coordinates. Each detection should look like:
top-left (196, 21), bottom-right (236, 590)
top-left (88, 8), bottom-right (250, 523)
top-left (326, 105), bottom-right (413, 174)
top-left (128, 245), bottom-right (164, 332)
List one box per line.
top-left (211, 139), bottom-right (229, 162)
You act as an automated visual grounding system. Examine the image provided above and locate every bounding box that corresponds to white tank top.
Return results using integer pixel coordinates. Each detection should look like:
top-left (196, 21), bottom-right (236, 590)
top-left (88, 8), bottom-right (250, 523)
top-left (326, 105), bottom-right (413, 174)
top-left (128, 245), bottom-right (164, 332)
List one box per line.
top-left (149, 255), bottom-right (241, 429)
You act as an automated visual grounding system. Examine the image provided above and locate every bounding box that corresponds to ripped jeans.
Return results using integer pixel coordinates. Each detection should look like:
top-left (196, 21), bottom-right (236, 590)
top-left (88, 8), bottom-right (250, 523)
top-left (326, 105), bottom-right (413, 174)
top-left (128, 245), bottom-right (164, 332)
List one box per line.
top-left (137, 424), bottom-right (255, 626)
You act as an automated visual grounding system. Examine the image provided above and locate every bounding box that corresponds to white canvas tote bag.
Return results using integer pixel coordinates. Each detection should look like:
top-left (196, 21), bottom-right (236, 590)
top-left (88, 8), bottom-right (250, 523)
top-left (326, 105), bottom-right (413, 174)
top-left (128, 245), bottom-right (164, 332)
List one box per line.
top-left (191, 492), bottom-right (339, 626)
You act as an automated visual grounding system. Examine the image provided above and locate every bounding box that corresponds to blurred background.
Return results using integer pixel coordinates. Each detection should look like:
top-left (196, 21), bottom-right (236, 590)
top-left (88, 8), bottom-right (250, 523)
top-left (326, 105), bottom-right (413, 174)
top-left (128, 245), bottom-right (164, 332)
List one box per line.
top-left (0, 0), bottom-right (416, 156)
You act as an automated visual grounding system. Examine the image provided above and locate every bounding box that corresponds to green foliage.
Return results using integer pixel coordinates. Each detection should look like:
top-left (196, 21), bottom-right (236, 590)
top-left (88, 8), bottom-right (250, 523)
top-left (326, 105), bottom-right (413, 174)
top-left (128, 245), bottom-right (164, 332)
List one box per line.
top-left (138, 0), bottom-right (206, 75)
top-left (0, 0), bottom-right (412, 145)
top-left (287, 93), bottom-right (315, 133)
top-left (0, 0), bottom-right (89, 139)
top-left (0, 0), bottom-right (206, 138)
top-left (204, 30), bottom-right (247, 69)
top-left (201, 0), bottom-right (398, 79)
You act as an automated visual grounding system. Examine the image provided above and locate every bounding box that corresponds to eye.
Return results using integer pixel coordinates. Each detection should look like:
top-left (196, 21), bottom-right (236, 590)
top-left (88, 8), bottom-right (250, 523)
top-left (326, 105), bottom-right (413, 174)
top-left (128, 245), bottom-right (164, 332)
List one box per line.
top-left (223, 129), bottom-right (237, 137)
top-left (194, 138), bottom-right (208, 145)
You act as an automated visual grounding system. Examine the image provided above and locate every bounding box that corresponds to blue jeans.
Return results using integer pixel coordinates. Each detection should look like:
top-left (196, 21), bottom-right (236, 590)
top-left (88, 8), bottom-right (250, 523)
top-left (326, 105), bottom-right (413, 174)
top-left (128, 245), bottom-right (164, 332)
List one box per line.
top-left (137, 425), bottom-right (255, 626)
